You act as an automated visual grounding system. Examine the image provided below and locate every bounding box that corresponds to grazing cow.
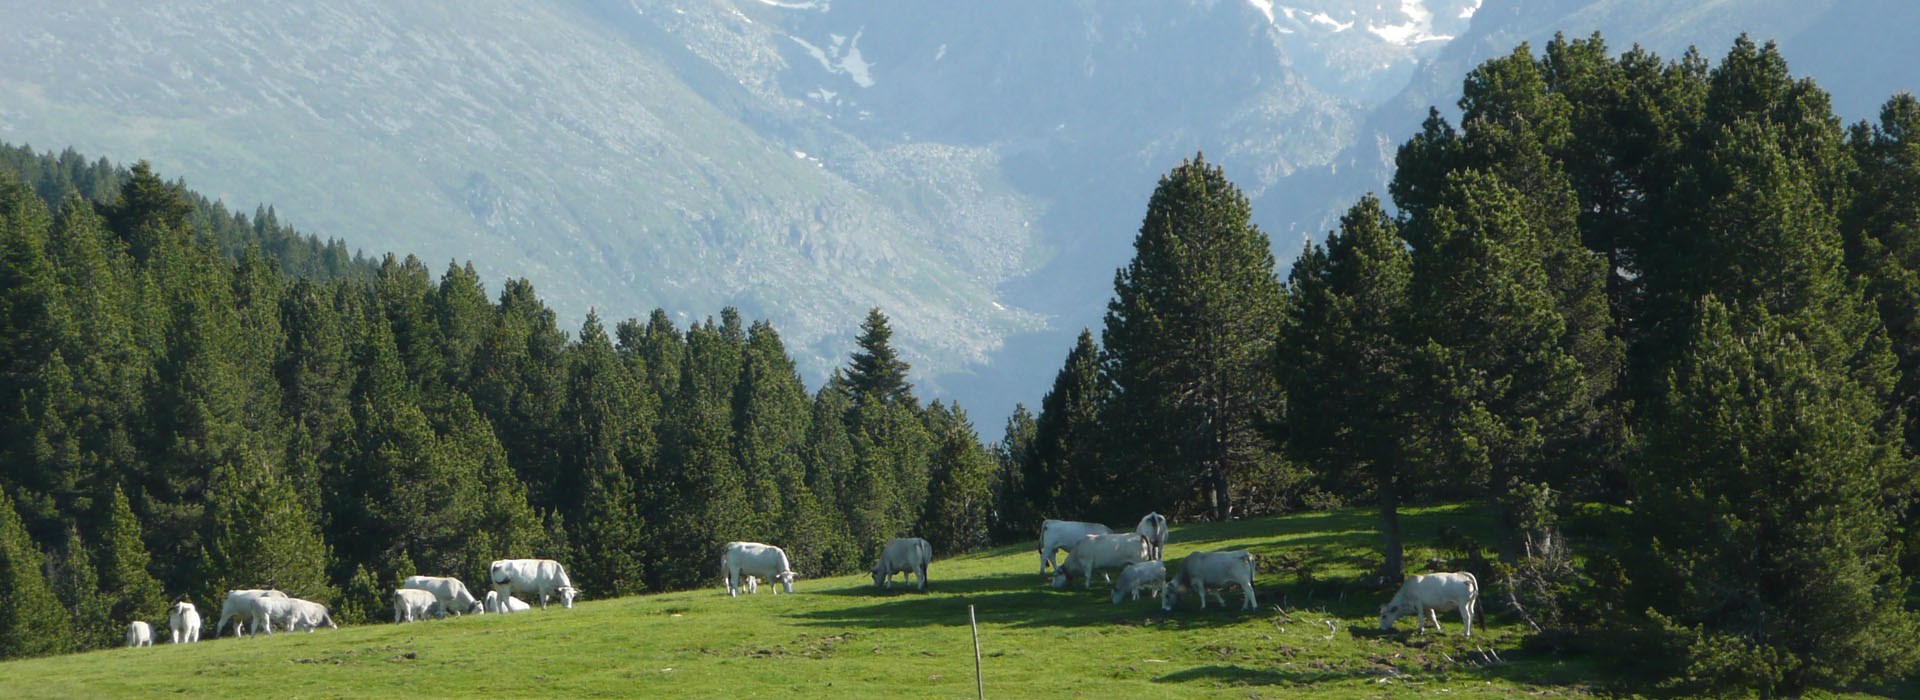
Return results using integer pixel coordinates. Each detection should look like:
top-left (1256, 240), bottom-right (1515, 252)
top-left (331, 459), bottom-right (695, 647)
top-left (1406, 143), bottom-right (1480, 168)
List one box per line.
top-left (1135, 512), bottom-right (1170, 561)
top-left (1052, 533), bottom-right (1150, 590)
top-left (214, 589), bottom-right (288, 638)
top-left (392, 588), bottom-right (446, 623)
top-left (168, 601), bottom-right (200, 644)
top-left (283, 598), bottom-right (337, 632)
top-left (402, 575), bottom-right (482, 616)
top-left (488, 559), bottom-right (580, 611)
top-left (482, 590), bottom-right (531, 613)
top-left (1038, 519), bottom-right (1113, 575)
top-left (1163, 550), bottom-right (1257, 611)
top-left (126, 621), bottom-right (153, 648)
top-left (1379, 572), bottom-right (1479, 637)
top-left (722, 542), bottom-right (798, 597)
top-left (1110, 561), bottom-right (1168, 604)
top-left (871, 537), bottom-right (933, 591)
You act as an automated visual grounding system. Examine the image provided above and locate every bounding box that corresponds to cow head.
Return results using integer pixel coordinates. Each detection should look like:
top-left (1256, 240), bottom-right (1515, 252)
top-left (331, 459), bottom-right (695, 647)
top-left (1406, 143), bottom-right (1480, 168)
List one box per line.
top-left (558, 586), bottom-right (580, 609)
top-left (1379, 602), bottom-right (1410, 631)
top-left (1051, 567), bottom-right (1073, 589)
top-left (774, 571), bottom-right (798, 594)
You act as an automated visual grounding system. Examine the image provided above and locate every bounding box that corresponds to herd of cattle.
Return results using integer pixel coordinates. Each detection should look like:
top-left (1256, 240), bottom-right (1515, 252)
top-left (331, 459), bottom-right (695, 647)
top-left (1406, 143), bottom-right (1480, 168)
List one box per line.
top-left (120, 513), bottom-right (1484, 649)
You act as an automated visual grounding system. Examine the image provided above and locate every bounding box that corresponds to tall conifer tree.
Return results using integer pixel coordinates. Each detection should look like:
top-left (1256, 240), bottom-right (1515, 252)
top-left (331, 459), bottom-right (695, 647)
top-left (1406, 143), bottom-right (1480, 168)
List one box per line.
top-left (1102, 153), bottom-right (1290, 520)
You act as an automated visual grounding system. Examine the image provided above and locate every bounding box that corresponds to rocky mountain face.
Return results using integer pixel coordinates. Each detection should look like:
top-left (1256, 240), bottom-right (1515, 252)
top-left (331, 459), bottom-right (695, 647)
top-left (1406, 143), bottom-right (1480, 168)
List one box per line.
top-left (1, 0), bottom-right (1913, 424)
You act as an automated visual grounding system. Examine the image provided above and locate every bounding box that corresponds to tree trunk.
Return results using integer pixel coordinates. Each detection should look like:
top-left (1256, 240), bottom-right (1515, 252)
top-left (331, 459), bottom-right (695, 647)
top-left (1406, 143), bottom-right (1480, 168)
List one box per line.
top-left (1212, 461), bottom-right (1232, 521)
top-left (1380, 476), bottom-right (1403, 584)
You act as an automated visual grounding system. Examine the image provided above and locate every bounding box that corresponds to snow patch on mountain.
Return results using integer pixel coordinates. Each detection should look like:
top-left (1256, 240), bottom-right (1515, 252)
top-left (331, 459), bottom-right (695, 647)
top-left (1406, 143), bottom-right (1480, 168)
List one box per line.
top-left (789, 29), bottom-right (875, 88)
top-left (1246, 0), bottom-right (1276, 24)
top-left (1367, 0), bottom-right (1453, 47)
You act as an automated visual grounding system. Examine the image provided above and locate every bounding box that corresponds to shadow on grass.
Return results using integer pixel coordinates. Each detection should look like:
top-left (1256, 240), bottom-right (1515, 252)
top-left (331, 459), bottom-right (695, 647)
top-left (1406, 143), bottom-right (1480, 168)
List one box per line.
top-left (791, 574), bottom-right (1275, 631)
top-left (1152, 663), bottom-right (1387, 687)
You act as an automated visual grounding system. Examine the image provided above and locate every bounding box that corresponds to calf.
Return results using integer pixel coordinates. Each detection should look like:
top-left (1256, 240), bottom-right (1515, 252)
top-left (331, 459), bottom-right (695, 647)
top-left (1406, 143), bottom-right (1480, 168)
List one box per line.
top-left (125, 621), bottom-right (153, 648)
top-left (722, 542), bottom-right (798, 597)
top-left (282, 598), bottom-right (337, 632)
top-left (393, 588), bottom-right (446, 623)
top-left (168, 601), bottom-right (200, 644)
top-left (1038, 519), bottom-right (1112, 575)
top-left (871, 537), bottom-right (933, 591)
top-left (1135, 512), bottom-right (1170, 561)
top-left (1379, 571), bottom-right (1479, 637)
top-left (402, 575), bottom-right (482, 616)
top-left (1052, 533), bottom-right (1150, 590)
top-left (1110, 561), bottom-right (1168, 604)
top-left (482, 590), bottom-right (531, 613)
top-left (1163, 550), bottom-right (1257, 611)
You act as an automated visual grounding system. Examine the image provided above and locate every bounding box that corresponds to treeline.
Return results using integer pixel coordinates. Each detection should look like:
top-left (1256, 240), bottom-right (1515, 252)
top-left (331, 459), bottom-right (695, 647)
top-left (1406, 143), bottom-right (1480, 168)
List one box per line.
top-left (998, 35), bottom-right (1920, 694)
top-left (4, 32), bottom-right (1919, 695)
top-left (0, 150), bottom-right (999, 657)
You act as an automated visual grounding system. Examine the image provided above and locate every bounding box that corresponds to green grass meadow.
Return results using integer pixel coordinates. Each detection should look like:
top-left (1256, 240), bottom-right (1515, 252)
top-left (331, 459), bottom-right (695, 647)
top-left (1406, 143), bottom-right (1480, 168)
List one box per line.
top-left (3, 505), bottom-right (1623, 698)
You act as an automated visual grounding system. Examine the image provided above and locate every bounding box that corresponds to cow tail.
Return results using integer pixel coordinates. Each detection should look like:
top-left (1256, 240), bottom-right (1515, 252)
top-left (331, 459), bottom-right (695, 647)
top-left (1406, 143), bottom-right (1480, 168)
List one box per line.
top-left (1462, 571), bottom-right (1480, 601)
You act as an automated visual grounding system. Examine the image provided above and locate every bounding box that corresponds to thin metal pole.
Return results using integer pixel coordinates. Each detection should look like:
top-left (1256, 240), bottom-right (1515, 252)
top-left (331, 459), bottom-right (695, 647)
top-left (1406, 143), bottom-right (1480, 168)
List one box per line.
top-left (970, 604), bottom-right (984, 700)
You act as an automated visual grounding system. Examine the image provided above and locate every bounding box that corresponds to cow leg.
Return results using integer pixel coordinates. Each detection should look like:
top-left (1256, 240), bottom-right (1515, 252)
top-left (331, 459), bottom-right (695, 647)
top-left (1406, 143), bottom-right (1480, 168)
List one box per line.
top-left (1241, 581), bottom-right (1257, 611)
top-left (1461, 603), bottom-right (1473, 637)
top-left (1426, 607), bottom-right (1442, 634)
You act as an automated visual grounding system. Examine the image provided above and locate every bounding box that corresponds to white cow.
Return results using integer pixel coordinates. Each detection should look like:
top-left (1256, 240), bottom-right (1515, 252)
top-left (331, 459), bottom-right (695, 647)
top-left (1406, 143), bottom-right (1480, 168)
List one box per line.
top-left (283, 598), bottom-right (337, 632)
top-left (482, 590), bottom-right (531, 613)
top-left (392, 588), bottom-right (446, 623)
top-left (1136, 512), bottom-right (1170, 561)
top-left (402, 575), bottom-right (482, 616)
top-left (126, 621), bottom-right (153, 648)
top-left (1052, 533), bottom-right (1150, 590)
top-left (168, 601), bottom-right (200, 644)
top-left (871, 537), bottom-right (933, 591)
top-left (244, 595), bottom-right (298, 636)
top-left (722, 542), bottom-right (798, 597)
top-left (1110, 561), bottom-right (1168, 604)
top-left (744, 576), bottom-right (760, 594)
top-left (1163, 550), bottom-right (1257, 611)
top-left (1379, 572), bottom-right (1479, 637)
top-left (1038, 519), bottom-right (1112, 575)
top-left (214, 589), bottom-right (287, 638)
top-left (488, 559), bottom-right (580, 611)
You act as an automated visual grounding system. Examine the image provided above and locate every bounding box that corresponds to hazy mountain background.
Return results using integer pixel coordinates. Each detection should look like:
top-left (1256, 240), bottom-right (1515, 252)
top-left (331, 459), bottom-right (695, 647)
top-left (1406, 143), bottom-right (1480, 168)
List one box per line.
top-left (2, 0), bottom-right (1915, 427)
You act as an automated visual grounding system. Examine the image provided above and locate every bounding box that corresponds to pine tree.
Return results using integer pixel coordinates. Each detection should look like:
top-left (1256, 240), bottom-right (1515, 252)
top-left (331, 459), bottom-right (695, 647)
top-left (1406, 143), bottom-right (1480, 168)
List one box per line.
top-left (1400, 169), bottom-right (1587, 561)
top-left (1101, 153), bottom-right (1292, 520)
top-left (1843, 93), bottom-right (1920, 454)
top-left (1024, 330), bottom-right (1108, 522)
top-left (845, 308), bottom-right (913, 406)
top-left (51, 529), bottom-right (114, 651)
top-left (560, 312), bottom-right (651, 595)
top-left (653, 317), bottom-right (752, 590)
top-left (920, 403), bottom-right (997, 554)
top-left (1633, 298), bottom-right (1919, 695)
top-left (802, 381), bottom-right (861, 574)
top-left (95, 485), bottom-right (165, 632)
top-left (991, 404), bottom-right (1038, 542)
top-left (0, 488), bottom-right (71, 658)
top-left (734, 321), bottom-right (829, 574)
top-left (201, 455), bottom-right (334, 604)
top-left (1276, 194), bottom-right (1416, 578)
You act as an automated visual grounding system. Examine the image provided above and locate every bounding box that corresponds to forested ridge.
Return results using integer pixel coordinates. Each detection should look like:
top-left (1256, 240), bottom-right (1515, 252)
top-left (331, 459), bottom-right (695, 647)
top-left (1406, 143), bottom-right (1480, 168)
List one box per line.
top-left (4, 34), bottom-right (1920, 695)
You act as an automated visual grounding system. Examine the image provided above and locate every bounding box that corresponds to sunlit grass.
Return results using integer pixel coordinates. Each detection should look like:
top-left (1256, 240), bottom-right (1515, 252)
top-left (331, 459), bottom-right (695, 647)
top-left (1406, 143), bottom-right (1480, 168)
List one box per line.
top-left (0, 504), bottom-right (1655, 699)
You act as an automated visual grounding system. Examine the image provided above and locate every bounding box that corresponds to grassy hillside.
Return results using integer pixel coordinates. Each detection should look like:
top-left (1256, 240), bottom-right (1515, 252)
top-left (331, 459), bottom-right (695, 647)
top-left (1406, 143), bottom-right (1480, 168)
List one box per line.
top-left (0, 504), bottom-right (1636, 699)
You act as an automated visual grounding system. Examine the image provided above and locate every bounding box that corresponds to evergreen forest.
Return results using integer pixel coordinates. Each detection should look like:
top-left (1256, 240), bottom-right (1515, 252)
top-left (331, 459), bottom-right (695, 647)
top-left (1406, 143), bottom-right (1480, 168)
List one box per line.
top-left (3, 34), bottom-right (1920, 696)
